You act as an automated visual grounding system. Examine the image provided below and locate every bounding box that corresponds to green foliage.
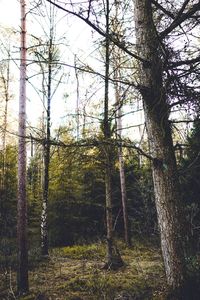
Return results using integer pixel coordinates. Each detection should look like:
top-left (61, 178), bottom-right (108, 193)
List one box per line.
top-left (186, 254), bottom-right (200, 276)
top-left (180, 119), bottom-right (200, 252)
top-left (27, 154), bottom-right (43, 248)
top-left (45, 131), bottom-right (106, 246)
top-left (0, 145), bottom-right (17, 269)
top-left (25, 128), bottom-right (158, 248)
top-left (52, 242), bottom-right (106, 260)
top-left (119, 150), bottom-right (157, 238)
top-left (0, 132), bottom-right (158, 270)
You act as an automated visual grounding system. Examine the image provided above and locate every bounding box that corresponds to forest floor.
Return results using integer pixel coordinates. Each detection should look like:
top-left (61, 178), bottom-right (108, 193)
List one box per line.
top-left (0, 240), bottom-right (169, 300)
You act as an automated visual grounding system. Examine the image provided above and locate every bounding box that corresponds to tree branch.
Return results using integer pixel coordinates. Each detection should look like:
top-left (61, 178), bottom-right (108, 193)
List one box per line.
top-left (46, 0), bottom-right (149, 65)
top-left (175, 0), bottom-right (191, 22)
top-left (151, 0), bottom-right (175, 19)
top-left (160, 1), bottom-right (200, 38)
top-left (168, 55), bottom-right (200, 67)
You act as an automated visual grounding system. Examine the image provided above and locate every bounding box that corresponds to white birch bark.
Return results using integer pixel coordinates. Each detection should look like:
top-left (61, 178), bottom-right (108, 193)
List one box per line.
top-left (17, 0), bottom-right (29, 294)
top-left (41, 14), bottom-right (53, 256)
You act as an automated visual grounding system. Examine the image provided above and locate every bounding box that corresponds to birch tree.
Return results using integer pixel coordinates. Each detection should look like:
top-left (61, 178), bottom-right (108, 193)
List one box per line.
top-left (29, 0), bottom-right (65, 255)
top-left (17, 0), bottom-right (29, 294)
top-left (40, 8), bottom-right (53, 256)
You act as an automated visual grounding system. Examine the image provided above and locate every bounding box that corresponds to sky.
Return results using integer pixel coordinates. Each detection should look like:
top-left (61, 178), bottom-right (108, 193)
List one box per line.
top-left (0, 0), bottom-right (145, 146)
top-left (0, 0), bottom-right (20, 27)
top-left (0, 1), bottom-right (89, 130)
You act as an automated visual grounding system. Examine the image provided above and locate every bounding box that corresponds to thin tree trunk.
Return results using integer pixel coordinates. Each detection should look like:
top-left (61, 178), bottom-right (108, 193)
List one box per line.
top-left (134, 0), bottom-right (186, 291)
top-left (104, 0), bottom-right (113, 267)
top-left (1, 60), bottom-right (9, 189)
top-left (116, 92), bottom-right (131, 247)
top-left (74, 54), bottom-right (80, 140)
top-left (41, 21), bottom-right (52, 256)
top-left (17, 0), bottom-right (29, 294)
top-left (103, 0), bottom-right (123, 269)
top-left (111, 1), bottom-right (131, 247)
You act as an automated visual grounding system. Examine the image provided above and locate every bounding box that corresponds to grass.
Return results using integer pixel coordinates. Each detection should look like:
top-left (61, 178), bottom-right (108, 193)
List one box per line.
top-left (0, 240), bottom-right (168, 300)
top-left (51, 242), bottom-right (106, 260)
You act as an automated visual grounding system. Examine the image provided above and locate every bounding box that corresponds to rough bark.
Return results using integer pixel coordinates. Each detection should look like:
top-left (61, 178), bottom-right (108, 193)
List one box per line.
top-left (17, 0), bottom-right (29, 294)
top-left (134, 0), bottom-right (186, 290)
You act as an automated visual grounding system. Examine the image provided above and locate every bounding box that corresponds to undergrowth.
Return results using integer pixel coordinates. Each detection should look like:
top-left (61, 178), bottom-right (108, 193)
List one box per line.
top-left (0, 240), bottom-right (170, 299)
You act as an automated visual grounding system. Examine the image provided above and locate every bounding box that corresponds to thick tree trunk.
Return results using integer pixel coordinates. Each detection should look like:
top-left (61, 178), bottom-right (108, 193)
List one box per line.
top-left (17, 0), bottom-right (29, 294)
top-left (134, 0), bottom-right (186, 290)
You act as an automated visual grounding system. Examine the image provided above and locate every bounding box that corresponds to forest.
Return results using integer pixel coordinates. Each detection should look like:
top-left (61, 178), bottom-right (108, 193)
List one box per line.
top-left (0, 0), bottom-right (200, 299)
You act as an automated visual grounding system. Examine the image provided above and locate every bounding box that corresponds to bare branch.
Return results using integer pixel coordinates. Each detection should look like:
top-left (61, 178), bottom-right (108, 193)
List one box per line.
top-left (168, 55), bottom-right (200, 67)
top-left (151, 0), bottom-right (175, 19)
top-left (160, 1), bottom-right (200, 38)
top-left (45, 0), bottom-right (149, 65)
top-left (175, 0), bottom-right (191, 21)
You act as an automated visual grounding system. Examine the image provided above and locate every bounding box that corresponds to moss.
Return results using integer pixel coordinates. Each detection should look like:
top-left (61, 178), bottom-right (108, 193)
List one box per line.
top-left (51, 242), bottom-right (106, 260)
top-left (0, 240), bottom-right (168, 300)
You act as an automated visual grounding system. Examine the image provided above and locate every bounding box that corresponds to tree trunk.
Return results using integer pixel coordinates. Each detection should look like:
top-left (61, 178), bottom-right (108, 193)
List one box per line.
top-left (1, 57), bottom-right (10, 189)
top-left (115, 81), bottom-right (131, 246)
top-left (41, 22), bottom-right (52, 256)
top-left (134, 0), bottom-right (186, 290)
top-left (41, 104), bottom-right (50, 255)
top-left (117, 108), bottom-right (131, 247)
top-left (111, 2), bottom-right (131, 246)
top-left (17, 0), bottom-right (29, 294)
top-left (104, 0), bottom-right (113, 267)
top-left (103, 0), bottom-right (123, 269)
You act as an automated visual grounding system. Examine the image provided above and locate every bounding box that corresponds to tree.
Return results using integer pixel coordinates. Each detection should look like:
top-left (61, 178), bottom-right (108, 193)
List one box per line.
top-left (28, 0), bottom-right (66, 255)
top-left (40, 4), bottom-right (53, 256)
top-left (111, 2), bottom-right (131, 246)
top-left (0, 27), bottom-right (16, 189)
top-left (115, 86), bottom-right (131, 247)
top-left (0, 145), bottom-right (17, 269)
top-left (133, 0), bottom-right (187, 293)
top-left (44, 0), bottom-right (200, 292)
top-left (102, 0), bottom-right (124, 269)
top-left (0, 52), bottom-right (10, 189)
top-left (17, 0), bottom-right (29, 294)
